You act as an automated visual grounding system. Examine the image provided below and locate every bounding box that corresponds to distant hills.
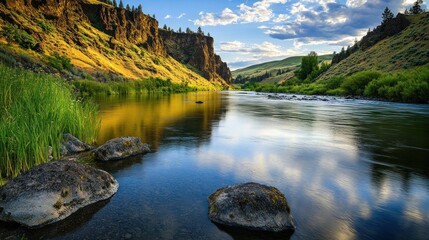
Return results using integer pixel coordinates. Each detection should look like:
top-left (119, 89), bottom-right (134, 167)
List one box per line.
top-left (0, 0), bottom-right (231, 89)
top-left (232, 55), bottom-right (332, 84)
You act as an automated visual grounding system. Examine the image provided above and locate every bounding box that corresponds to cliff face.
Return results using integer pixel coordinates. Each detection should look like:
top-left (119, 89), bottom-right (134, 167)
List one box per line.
top-left (81, 3), bottom-right (165, 56)
top-left (0, 0), bottom-right (231, 86)
top-left (160, 30), bottom-right (232, 84)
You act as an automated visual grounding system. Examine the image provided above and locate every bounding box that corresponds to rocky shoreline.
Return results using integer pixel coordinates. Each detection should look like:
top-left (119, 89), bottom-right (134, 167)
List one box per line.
top-left (0, 135), bottom-right (151, 228)
top-left (0, 135), bottom-right (296, 236)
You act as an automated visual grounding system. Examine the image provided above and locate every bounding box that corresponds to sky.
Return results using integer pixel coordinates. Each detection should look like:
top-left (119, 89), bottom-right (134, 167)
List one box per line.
top-left (122, 0), bottom-right (426, 70)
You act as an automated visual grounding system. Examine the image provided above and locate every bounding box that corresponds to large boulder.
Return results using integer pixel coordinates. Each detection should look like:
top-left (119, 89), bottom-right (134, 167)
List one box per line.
top-left (60, 134), bottom-right (92, 156)
top-left (94, 137), bottom-right (150, 161)
top-left (0, 160), bottom-right (118, 228)
top-left (208, 182), bottom-right (295, 232)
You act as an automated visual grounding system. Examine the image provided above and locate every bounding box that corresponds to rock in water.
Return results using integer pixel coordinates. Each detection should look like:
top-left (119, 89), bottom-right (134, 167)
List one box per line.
top-left (94, 137), bottom-right (150, 161)
top-left (60, 134), bottom-right (92, 156)
top-left (0, 160), bottom-right (118, 228)
top-left (208, 182), bottom-right (295, 232)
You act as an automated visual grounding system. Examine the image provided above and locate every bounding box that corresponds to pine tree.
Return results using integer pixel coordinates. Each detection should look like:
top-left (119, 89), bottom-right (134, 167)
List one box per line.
top-left (404, 8), bottom-right (409, 14)
top-left (119, 0), bottom-right (124, 9)
top-left (137, 4), bottom-right (142, 14)
top-left (113, 0), bottom-right (117, 8)
top-left (410, 0), bottom-right (424, 14)
top-left (126, 4), bottom-right (130, 11)
top-left (197, 26), bottom-right (203, 35)
top-left (131, 5), bottom-right (135, 12)
top-left (382, 7), bottom-right (394, 24)
top-left (163, 24), bottom-right (168, 30)
top-left (178, 27), bottom-right (182, 33)
top-left (186, 27), bottom-right (192, 34)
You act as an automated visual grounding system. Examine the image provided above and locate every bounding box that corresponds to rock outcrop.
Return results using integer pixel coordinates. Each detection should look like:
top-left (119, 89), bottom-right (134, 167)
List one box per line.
top-left (0, 160), bottom-right (118, 228)
top-left (0, 0), bottom-right (232, 84)
top-left (60, 133), bottom-right (92, 157)
top-left (160, 30), bottom-right (232, 84)
top-left (94, 136), bottom-right (150, 161)
top-left (208, 182), bottom-right (295, 232)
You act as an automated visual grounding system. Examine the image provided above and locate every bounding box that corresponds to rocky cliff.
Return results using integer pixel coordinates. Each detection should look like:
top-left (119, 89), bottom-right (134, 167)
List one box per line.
top-left (160, 30), bottom-right (232, 85)
top-left (0, 0), bottom-right (231, 88)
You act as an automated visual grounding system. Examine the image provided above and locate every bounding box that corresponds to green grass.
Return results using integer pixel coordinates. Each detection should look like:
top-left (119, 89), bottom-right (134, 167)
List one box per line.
top-left (240, 66), bottom-right (429, 103)
top-left (73, 77), bottom-right (197, 96)
top-left (0, 64), bottom-right (99, 179)
top-left (232, 54), bottom-right (332, 82)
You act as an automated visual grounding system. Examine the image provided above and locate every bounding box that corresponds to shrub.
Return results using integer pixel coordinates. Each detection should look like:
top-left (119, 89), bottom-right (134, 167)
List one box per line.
top-left (38, 21), bottom-right (55, 33)
top-left (341, 70), bottom-right (382, 95)
top-left (48, 53), bottom-right (73, 71)
top-left (0, 23), bottom-right (36, 49)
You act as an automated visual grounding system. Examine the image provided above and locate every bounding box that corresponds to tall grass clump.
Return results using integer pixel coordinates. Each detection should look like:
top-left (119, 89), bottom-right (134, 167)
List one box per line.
top-left (73, 78), bottom-right (196, 96)
top-left (0, 64), bottom-right (99, 179)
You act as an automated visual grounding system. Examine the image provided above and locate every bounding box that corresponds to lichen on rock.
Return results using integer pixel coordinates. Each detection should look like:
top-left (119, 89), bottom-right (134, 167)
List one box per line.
top-left (0, 160), bottom-right (118, 228)
top-left (208, 182), bottom-right (295, 232)
top-left (94, 136), bottom-right (150, 161)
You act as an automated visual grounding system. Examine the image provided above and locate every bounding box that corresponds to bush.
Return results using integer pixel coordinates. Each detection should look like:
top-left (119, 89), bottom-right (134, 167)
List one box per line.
top-left (38, 21), bottom-right (55, 33)
top-left (363, 67), bottom-right (429, 103)
top-left (48, 53), bottom-right (73, 71)
top-left (341, 70), bottom-right (382, 95)
top-left (0, 23), bottom-right (36, 49)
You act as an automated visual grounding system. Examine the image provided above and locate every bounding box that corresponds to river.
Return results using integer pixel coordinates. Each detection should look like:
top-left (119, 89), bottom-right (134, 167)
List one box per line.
top-left (1, 91), bottom-right (429, 239)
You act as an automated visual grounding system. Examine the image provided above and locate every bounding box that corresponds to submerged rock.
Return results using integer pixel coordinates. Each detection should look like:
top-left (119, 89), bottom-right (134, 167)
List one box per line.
top-left (94, 137), bottom-right (150, 161)
top-left (0, 160), bottom-right (118, 228)
top-left (208, 182), bottom-right (295, 232)
top-left (60, 134), bottom-right (92, 156)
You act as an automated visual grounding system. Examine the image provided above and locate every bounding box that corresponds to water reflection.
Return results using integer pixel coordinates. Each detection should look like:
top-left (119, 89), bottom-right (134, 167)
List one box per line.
top-left (96, 92), bottom-right (227, 150)
top-left (1, 92), bottom-right (428, 239)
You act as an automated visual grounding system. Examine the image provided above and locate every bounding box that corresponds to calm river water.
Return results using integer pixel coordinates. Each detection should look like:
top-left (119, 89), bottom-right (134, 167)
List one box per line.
top-left (1, 91), bottom-right (429, 240)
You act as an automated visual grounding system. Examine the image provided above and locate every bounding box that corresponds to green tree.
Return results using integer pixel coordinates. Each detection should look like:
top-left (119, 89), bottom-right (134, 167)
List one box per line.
top-left (197, 26), bottom-right (203, 35)
top-left (113, 0), bottom-right (117, 7)
top-left (410, 0), bottom-right (424, 14)
top-left (126, 4), bottom-right (130, 11)
top-left (178, 27), bottom-right (182, 33)
top-left (163, 24), bottom-right (168, 30)
top-left (296, 51), bottom-right (319, 80)
top-left (382, 7), bottom-right (394, 24)
top-left (119, 0), bottom-right (124, 8)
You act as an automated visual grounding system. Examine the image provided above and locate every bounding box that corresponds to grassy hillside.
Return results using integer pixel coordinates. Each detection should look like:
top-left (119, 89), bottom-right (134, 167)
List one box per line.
top-left (320, 12), bottom-right (429, 80)
top-left (0, 0), bottom-right (226, 90)
top-left (232, 55), bottom-right (332, 83)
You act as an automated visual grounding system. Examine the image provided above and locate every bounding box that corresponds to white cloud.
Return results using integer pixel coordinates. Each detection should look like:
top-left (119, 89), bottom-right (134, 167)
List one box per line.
top-left (273, 14), bottom-right (291, 23)
top-left (164, 14), bottom-right (171, 19)
top-left (194, 8), bottom-right (239, 26)
top-left (346, 0), bottom-right (368, 8)
top-left (193, 0), bottom-right (288, 26)
top-left (257, 25), bottom-right (270, 29)
top-left (290, 2), bottom-right (310, 14)
top-left (219, 40), bottom-right (302, 69)
top-left (177, 13), bottom-right (186, 19)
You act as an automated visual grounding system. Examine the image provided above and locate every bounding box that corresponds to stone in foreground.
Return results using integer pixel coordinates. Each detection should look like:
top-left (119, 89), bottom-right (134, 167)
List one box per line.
top-left (94, 137), bottom-right (150, 161)
top-left (60, 133), bottom-right (92, 156)
top-left (0, 160), bottom-right (118, 228)
top-left (208, 182), bottom-right (295, 232)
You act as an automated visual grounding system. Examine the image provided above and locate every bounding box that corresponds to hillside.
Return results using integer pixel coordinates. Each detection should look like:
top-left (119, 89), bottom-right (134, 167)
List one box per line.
top-left (319, 12), bottom-right (429, 80)
top-left (0, 0), bottom-right (231, 89)
top-left (232, 54), bottom-right (332, 84)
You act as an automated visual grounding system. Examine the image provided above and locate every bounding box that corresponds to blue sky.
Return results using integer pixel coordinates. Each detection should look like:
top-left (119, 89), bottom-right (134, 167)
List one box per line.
top-left (122, 0), bottom-right (425, 70)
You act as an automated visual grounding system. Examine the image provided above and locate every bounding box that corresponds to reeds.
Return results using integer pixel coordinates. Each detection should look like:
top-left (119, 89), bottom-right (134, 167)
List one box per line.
top-left (0, 64), bottom-right (99, 179)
